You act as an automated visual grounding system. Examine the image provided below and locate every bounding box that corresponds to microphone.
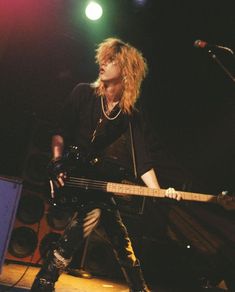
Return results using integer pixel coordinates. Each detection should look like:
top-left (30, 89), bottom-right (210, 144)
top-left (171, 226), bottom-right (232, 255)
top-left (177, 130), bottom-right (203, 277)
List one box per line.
top-left (194, 39), bottom-right (234, 55)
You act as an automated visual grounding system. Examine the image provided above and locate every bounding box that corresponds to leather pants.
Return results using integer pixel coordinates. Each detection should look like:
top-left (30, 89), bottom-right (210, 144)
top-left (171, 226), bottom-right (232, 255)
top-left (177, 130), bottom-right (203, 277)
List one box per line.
top-left (30, 202), bottom-right (150, 292)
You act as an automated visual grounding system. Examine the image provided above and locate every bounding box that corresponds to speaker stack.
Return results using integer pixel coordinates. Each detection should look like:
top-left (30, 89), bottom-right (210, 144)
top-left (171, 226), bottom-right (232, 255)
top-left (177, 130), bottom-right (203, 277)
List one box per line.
top-left (21, 118), bottom-right (52, 190)
top-left (5, 187), bottom-right (74, 265)
top-left (5, 119), bottom-right (73, 265)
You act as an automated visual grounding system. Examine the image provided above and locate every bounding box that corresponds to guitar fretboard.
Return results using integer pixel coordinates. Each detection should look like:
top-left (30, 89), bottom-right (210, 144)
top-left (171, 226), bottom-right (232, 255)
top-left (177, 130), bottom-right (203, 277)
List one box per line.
top-left (65, 177), bottom-right (218, 203)
top-left (107, 182), bottom-right (217, 202)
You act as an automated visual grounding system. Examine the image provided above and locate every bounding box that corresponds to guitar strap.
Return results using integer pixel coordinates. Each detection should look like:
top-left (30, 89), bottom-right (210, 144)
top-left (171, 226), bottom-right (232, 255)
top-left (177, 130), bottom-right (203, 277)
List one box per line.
top-left (129, 121), bottom-right (146, 215)
top-left (129, 121), bottom-right (137, 179)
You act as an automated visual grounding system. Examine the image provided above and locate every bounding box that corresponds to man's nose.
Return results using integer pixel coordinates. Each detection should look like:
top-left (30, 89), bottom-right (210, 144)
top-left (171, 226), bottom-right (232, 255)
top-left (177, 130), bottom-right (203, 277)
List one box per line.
top-left (100, 61), bottom-right (107, 67)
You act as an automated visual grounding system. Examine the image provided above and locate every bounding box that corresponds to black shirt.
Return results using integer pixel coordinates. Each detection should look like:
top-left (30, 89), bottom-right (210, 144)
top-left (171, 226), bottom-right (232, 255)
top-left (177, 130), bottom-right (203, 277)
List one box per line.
top-left (55, 83), bottom-right (154, 180)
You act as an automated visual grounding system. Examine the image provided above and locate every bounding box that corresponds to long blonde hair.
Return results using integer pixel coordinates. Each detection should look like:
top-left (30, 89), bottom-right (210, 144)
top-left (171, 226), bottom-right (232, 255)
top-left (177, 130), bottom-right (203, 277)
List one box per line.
top-left (92, 38), bottom-right (148, 114)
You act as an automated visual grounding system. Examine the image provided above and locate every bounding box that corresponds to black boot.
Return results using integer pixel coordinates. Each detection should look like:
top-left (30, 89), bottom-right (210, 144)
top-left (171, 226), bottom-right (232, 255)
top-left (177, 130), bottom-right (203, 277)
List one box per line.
top-left (121, 260), bottom-right (150, 292)
top-left (30, 277), bottom-right (55, 292)
top-left (30, 250), bottom-right (71, 292)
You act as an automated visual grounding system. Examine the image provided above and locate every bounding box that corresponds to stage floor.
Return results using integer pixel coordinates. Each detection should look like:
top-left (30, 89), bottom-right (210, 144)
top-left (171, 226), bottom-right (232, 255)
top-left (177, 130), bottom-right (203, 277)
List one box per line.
top-left (0, 262), bottom-right (229, 292)
top-left (0, 263), bottom-right (129, 292)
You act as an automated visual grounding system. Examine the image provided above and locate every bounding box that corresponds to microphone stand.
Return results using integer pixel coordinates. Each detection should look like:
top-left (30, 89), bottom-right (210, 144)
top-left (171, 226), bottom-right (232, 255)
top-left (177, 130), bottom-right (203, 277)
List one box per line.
top-left (207, 49), bottom-right (235, 83)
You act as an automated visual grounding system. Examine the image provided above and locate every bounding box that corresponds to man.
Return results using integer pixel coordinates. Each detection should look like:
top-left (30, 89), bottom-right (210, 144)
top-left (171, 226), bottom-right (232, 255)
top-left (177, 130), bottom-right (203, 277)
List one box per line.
top-left (30, 38), bottom-right (181, 292)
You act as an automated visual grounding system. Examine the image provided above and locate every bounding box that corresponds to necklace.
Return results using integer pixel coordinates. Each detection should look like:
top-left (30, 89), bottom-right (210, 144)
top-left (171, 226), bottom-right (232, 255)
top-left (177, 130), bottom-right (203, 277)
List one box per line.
top-left (101, 96), bottom-right (122, 121)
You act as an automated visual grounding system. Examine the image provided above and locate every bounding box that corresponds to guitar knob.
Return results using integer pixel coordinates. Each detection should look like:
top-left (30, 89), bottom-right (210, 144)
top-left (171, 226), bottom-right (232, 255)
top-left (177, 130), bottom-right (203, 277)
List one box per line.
top-left (90, 158), bottom-right (99, 165)
top-left (71, 196), bottom-right (78, 203)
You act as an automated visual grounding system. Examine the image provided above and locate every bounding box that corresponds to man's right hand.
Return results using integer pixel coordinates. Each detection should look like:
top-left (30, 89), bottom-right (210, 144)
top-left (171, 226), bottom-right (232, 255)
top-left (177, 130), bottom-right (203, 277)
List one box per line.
top-left (47, 157), bottom-right (67, 187)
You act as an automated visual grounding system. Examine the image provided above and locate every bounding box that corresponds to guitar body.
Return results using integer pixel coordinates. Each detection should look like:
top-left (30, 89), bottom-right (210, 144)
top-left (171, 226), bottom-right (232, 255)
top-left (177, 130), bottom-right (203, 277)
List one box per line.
top-left (50, 184), bottom-right (104, 210)
top-left (49, 146), bottom-right (134, 209)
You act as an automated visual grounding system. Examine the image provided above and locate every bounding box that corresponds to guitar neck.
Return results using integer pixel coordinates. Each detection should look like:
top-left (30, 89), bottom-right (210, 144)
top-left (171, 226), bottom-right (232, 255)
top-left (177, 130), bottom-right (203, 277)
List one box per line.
top-left (66, 177), bottom-right (217, 203)
top-left (107, 182), bottom-right (218, 203)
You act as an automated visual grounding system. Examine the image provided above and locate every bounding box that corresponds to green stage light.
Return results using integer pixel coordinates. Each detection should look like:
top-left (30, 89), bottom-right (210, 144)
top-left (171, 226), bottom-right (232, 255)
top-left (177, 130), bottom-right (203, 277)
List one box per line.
top-left (85, 1), bottom-right (103, 21)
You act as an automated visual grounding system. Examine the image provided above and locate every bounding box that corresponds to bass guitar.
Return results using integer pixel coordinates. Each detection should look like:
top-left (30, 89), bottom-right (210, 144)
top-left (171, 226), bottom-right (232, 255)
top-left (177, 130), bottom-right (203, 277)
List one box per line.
top-left (49, 172), bottom-right (235, 212)
top-left (49, 146), bottom-right (235, 211)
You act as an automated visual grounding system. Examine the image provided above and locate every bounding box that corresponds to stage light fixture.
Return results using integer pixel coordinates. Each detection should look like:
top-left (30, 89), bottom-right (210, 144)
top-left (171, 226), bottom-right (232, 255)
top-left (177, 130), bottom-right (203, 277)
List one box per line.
top-left (85, 1), bottom-right (103, 21)
top-left (134, 0), bottom-right (147, 6)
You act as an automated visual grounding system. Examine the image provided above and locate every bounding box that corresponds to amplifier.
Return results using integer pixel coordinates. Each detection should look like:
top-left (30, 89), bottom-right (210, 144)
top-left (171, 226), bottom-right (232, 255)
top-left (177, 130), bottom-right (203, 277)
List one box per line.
top-left (0, 176), bottom-right (22, 273)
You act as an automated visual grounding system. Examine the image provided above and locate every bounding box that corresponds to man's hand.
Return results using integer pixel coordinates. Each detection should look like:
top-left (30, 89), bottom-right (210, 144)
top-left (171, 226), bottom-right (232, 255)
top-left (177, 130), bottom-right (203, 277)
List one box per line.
top-left (165, 187), bottom-right (181, 201)
top-left (47, 158), bottom-right (67, 187)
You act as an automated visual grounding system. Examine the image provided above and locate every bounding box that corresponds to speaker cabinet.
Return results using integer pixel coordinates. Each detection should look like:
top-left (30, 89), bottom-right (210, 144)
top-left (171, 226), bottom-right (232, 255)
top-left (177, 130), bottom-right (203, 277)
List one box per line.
top-left (6, 188), bottom-right (74, 265)
top-left (21, 119), bottom-right (51, 190)
top-left (5, 118), bottom-right (76, 266)
top-left (68, 224), bottom-right (124, 280)
top-left (0, 176), bottom-right (22, 272)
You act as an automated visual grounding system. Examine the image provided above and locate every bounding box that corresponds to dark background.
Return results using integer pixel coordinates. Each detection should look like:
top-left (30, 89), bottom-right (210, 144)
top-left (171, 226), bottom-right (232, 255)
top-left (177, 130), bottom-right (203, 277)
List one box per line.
top-left (0, 0), bottom-right (234, 194)
top-left (0, 1), bottom-right (235, 290)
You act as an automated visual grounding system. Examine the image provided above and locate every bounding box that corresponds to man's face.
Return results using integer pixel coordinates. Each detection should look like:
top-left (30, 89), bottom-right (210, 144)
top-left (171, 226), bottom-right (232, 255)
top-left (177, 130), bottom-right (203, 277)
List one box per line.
top-left (99, 59), bottom-right (122, 82)
top-left (99, 59), bottom-right (124, 101)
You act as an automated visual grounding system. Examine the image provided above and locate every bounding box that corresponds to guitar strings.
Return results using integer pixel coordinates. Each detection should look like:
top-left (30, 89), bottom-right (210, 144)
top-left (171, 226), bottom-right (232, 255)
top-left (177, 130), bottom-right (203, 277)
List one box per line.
top-left (66, 177), bottom-right (152, 192)
top-left (66, 177), bottom-right (135, 189)
top-left (65, 177), bottom-right (107, 190)
top-left (64, 177), bottom-right (156, 196)
top-left (64, 177), bottom-right (218, 202)
top-left (67, 177), bottom-right (107, 185)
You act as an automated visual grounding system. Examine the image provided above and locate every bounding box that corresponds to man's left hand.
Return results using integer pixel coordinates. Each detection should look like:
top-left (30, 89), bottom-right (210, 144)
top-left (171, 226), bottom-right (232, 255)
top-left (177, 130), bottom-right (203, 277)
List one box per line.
top-left (165, 187), bottom-right (181, 201)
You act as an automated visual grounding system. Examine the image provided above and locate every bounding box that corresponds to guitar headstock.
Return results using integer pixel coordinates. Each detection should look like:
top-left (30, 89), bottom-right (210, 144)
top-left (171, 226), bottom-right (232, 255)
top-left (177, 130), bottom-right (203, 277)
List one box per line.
top-left (217, 190), bottom-right (235, 211)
